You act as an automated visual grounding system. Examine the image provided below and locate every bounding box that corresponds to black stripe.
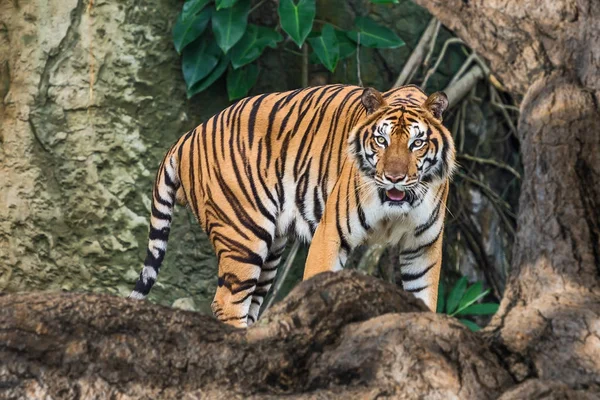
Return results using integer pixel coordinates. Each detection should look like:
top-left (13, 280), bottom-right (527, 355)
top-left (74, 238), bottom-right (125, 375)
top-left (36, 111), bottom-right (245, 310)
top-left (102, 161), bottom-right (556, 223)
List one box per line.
top-left (247, 94), bottom-right (270, 145)
top-left (151, 203), bottom-right (172, 222)
top-left (414, 197), bottom-right (442, 237)
top-left (228, 252), bottom-right (264, 268)
top-left (148, 227), bottom-right (170, 240)
top-left (214, 173), bottom-right (273, 249)
top-left (256, 140), bottom-right (278, 209)
top-left (406, 285), bottom-right (428, 293)
top-left (232, 292), bottom-right (253, 304)
top-left (400, 227), bottom-right (442, 257)
top-left (266, 252), bottom-right (283, 263)
top-left (313, 187), bottom-right (323, 223)
top-left (163, 164), bottom-right (176, 189)
top-left (401, 262), bottom-right (436, 282)
top-left (354, 174), bottom-right (371, 231)
top-left (252, 289), bottom-right (268, 298)
top-left (257, 277), bottom-right (275, 287)
top-left (155, 193), bottom-right (173, 208)
top-left (220, 315), bottom-right (247, 322)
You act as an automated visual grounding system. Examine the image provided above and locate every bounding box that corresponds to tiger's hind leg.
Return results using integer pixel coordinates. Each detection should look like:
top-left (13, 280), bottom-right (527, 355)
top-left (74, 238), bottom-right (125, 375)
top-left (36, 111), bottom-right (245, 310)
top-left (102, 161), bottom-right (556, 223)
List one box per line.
top-left (247, 236), bottom-right (288, 325)
top-left (211, 258), bottom-right (262, 328)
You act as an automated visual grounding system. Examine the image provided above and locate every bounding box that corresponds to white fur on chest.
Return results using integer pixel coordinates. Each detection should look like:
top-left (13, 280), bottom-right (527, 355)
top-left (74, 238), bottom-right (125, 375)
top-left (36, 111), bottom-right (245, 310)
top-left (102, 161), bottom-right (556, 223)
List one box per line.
top-left (364, 184), bottom-right (442, 250)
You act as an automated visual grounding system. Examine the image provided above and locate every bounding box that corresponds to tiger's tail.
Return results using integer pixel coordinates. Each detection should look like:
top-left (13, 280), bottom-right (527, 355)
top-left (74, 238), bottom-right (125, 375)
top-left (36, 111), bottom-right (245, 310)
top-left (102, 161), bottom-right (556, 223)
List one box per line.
top-left (129, 147), bottom-right (180, 300)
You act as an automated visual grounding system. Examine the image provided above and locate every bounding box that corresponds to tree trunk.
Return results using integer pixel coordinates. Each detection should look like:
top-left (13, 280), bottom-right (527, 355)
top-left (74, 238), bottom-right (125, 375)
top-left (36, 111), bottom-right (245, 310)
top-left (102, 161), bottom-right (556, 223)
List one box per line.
top-left (413, 0), bottom-right (600, 388)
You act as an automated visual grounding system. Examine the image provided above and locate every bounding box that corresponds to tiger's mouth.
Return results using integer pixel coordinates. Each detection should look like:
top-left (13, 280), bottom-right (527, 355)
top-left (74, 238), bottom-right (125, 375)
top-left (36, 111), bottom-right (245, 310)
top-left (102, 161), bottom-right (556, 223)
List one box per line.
top-left (382, 188), bottom-right (413, 205)
top-left (386, 188), bottom-right (406, 202)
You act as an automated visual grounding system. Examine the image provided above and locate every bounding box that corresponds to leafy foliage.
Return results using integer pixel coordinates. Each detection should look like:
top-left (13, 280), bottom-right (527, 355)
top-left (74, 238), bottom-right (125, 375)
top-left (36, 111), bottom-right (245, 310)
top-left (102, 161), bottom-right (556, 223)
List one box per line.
top-left (230, 25), bottom-right (282, 69)
top-left (278, 0), bottom-right (316, 48)
top-left (173, 6), bottom-right (212, 53)
top-left (182, 37), bottom-right (222, 89)
top-left (437, 278), bottom-right (500, 331)
top-left (227, 63), bottom-right (259, 100)
top-left (308, 24), bottom-right (339, 72)
top-left (347, 16), bottom-right (405, 48)
top-left (212, 0), bottom-right (250, 53)
top-left (172, 0), bottom-right (405, 100)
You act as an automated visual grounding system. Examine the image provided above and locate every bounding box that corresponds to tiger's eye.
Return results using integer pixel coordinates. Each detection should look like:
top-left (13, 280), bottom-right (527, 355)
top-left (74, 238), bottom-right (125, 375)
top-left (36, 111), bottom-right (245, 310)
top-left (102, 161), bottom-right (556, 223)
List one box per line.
top-left (376, 136), bottom-right (387, 145)
top-left (413, 139), bottom-right (424, 148)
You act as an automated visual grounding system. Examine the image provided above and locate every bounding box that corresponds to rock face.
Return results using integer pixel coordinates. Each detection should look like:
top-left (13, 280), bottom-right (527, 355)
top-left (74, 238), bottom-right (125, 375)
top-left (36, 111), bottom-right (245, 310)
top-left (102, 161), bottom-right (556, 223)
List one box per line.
top-left (0, 0), bottom-right (227, 308)
top-left (0, 271), bottom-right (516, 399)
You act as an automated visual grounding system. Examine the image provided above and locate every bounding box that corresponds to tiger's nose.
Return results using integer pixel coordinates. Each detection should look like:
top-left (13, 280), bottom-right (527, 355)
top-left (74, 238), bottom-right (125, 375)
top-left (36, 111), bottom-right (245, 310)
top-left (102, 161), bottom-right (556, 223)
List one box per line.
top-left (385, 173), bottom-right (405, 183)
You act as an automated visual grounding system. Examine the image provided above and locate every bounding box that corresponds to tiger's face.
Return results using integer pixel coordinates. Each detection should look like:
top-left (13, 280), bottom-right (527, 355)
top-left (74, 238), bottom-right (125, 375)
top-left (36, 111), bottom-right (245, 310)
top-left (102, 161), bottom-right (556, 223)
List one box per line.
top-left (350, 88), bottom-right (456, 211)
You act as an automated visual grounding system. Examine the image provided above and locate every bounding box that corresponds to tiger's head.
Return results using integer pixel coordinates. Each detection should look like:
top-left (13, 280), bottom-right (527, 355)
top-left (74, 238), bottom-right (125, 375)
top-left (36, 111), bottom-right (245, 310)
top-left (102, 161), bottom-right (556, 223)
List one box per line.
top-left (349, 87), bottom-right (456, 211)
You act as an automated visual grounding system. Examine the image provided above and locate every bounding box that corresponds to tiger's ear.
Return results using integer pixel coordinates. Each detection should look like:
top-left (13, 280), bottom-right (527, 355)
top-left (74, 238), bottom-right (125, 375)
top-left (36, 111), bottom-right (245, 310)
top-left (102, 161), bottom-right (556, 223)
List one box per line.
top-left (423, 92), bottom-right (449, 121)
top-left (361, 87), bottom-right (386, 114)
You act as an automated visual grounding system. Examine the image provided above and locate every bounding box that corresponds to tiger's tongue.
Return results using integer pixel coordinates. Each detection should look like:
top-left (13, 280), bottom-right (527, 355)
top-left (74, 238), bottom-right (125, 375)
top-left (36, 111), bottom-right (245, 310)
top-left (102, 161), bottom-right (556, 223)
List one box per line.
top-left (386, 188), bottom-right (406, 201)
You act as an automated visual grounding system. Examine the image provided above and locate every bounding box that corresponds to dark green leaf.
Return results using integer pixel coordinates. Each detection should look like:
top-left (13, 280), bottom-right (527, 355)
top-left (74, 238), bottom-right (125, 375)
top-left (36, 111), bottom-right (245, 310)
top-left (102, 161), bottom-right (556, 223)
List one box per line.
top-left (457, 303), bottom-right (500, 316)
top-left (446, 276), bottom-right (468, 315)
top-left (227, 63), bottom-right (259, 100)
top-left (187, 54), bottom-right (230, 98)
top-left (212, 0), bottom-right (250, 53)
top-left (215, 0), bottom-right (237, 10)
top-left (308, 24), bottom-right (339, 72)
top-left (173, 6), bottom-right (213, 53)
top-left (459, 319), bottom-right (481, 332)
top-left (347, 16), bottom-right (405, 48)
top-left (182, 36), bottom-right (222, 89)
top-left (451, 284), bottom-right (490, 316)
top-left (181, 0), bottom-right (212, 20)
top-left (461, 282), bottom-right (484, 306)
top-left (278, 0), bottom-right (316, 48)
top-left (336, 29), bottom-right (356, 59)
top-left (230, 25), bottom-right (282, 69)
top-left (436, 280), bottom-right (446, 314)
top-left (370, 0), bottom-right (399, 3)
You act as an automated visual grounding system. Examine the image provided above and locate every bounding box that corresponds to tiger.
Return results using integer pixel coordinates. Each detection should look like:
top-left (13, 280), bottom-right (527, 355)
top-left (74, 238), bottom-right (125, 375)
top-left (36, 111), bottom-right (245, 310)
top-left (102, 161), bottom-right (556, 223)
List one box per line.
top-left (129, 84), bottom-right (456, 328)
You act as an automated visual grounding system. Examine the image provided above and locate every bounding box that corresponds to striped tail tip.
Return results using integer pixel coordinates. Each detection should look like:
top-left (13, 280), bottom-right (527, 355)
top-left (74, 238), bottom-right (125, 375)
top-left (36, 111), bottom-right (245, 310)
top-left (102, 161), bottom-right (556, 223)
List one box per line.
top-left (129, 290), bottom-right (146, 300)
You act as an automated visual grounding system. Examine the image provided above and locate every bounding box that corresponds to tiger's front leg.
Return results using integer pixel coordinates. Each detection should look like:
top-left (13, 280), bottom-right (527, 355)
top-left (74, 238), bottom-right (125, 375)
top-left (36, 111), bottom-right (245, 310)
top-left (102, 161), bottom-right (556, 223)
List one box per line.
top-left (397, 234), bottom-right (443, 312)
top-left (303, 168), bottom-right (363, 280)
top-left (303, 218), bottom-right (346, 280)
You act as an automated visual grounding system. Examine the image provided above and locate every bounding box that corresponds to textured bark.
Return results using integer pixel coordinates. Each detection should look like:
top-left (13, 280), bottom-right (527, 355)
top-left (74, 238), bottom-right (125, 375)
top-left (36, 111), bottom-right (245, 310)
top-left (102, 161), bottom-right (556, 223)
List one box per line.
top-left (0, 271), bottom-right (515, 399)
top-left (414, 0), bottom-right (600, 390)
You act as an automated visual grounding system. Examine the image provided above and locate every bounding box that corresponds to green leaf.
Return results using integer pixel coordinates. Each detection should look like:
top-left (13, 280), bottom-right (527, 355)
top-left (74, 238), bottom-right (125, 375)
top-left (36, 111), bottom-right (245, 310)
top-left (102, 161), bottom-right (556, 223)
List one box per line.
top-left (182, 36), bottom-right (222, 89)
top-left (227, 63), bottom-right (259, 100)
top-left (336, 29), bottom-right (356, 59)
top-left (181, 0), bottom-right (212, 20)
top-left (187, 54), bottom-right (230, 98)
top-left (457, 303), bottom-right (500, 316)
top-left (436, 280), bottom-right (446, 314)
top-left (215, 0), bottom-right (237, 10)
top-left (347, 16), bottom-right (405, 48)
top-left (446, 276), bottom-right (468, 315)
top-left (278, 0), bottom-right (316, 48)
top-left (173, 6), bottom-right (213, 53)
top-left (451, 284), bottom-right (490, 317)
top-left (459, 319), bottom-right (481, 332)
top-left (370, 0), bottom-right (399, 3)
top-left (308, 24), bottom-right (339, 72)
top-left (230, 25), bottom-right (282, 69)
top-left (212, 0), bottom-right (250, 53)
